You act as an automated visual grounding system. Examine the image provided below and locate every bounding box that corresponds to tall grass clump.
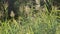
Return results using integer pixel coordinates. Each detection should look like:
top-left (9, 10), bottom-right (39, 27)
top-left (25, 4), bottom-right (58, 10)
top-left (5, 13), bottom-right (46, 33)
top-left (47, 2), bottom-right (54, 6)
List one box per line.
top-left (0, 0), bottom-right (60, 34)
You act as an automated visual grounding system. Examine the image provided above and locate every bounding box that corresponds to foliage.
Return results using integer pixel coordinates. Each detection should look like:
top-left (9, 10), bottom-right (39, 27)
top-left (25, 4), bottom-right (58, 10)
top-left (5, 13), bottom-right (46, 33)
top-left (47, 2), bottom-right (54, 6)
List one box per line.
top-left (0, 0), bottom-right (60, 34)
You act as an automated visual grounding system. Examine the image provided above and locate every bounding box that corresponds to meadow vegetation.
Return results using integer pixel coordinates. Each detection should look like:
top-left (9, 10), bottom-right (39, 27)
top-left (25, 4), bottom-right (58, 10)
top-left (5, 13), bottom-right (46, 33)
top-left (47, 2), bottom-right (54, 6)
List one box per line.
top-left (0, 0), bottom-right (60, 34)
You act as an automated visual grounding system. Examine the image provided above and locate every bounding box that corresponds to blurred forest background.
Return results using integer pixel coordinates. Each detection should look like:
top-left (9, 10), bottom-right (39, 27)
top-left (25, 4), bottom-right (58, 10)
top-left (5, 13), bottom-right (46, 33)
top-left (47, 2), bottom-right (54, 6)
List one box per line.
top-left (0, 0), bottom-right (60, 34)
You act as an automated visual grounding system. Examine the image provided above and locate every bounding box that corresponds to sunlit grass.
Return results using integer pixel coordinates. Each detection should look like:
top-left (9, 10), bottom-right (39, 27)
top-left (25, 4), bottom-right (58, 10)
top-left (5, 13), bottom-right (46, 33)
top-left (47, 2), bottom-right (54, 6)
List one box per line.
top-left (0, 1), bottom-right (60, 34)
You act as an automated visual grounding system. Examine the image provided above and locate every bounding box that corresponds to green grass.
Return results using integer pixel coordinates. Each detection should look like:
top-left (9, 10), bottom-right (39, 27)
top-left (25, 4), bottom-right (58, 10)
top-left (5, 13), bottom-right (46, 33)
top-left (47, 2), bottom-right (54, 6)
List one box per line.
top-left (0, 2), bottom-right (60, 34)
